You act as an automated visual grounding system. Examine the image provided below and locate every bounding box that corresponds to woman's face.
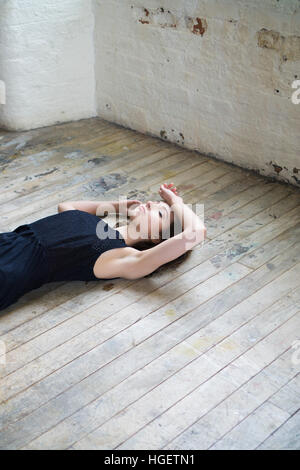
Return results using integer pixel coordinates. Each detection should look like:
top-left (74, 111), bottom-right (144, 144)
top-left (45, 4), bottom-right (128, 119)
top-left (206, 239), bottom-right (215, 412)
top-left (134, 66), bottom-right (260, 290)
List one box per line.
top-left (129, 200), bottom-right (174, 243)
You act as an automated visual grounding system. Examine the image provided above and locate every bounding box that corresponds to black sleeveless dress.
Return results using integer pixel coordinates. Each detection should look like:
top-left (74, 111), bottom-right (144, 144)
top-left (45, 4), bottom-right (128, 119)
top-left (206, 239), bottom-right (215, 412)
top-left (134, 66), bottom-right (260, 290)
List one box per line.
top-left (0, 210), bottom-right (127, 311)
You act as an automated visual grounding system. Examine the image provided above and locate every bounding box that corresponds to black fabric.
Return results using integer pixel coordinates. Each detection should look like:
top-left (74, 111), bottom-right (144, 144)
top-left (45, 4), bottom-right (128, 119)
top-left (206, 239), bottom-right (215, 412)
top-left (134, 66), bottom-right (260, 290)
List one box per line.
top-left (0, 210), bottom-right (126, 311)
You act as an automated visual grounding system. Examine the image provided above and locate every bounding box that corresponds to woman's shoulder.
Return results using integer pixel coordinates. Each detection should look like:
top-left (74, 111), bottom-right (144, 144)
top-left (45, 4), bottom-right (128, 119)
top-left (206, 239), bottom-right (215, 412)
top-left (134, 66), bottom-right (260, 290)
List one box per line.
top-left (58, 209), bottom-right (97, 218)
top-left (54, 209), bottom-right (101, 225)
top-left (22, 209), bottom-right (100, 239)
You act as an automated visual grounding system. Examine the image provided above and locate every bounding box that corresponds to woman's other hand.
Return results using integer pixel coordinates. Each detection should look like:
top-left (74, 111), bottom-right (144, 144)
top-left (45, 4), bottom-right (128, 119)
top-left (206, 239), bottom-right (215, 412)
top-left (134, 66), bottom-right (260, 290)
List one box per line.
top-left (159, 183), bottom-right (182, 206)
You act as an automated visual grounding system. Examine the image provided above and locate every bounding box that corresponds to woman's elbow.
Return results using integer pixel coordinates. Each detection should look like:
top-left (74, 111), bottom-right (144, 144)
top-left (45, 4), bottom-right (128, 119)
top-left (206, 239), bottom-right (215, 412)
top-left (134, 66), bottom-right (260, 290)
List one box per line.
top-left (183, 225), bottom-right (206, 249)
top-left (57, 201), bottom-right (74, 213)
top-left (57, 203), bottom-right (65, 213)
top-left (124, 272), bottom-right (143, 280)
top-left (125, 256), bottom-right (156, 280)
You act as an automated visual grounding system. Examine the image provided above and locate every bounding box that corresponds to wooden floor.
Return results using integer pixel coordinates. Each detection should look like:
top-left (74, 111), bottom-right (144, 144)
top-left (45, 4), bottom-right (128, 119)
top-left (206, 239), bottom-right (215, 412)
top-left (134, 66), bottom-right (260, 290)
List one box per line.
top-left (0, 117), bottom-right (299, 450)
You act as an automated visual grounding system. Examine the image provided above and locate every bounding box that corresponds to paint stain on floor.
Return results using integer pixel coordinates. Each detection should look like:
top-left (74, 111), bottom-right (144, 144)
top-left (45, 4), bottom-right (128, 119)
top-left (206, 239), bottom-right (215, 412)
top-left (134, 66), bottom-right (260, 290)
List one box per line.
top-left (210, 210), bottom-right (224, 220)
top-left (219, 340), bottom-right (238, 351)
top-left (84, 173), bottom-right (132, 195)
top-left (165, 308), bottom-right (177, 318)
top-left (102, 283), bottom-right (115, 291)
top-left (227, 243), bottom-right (251, 260)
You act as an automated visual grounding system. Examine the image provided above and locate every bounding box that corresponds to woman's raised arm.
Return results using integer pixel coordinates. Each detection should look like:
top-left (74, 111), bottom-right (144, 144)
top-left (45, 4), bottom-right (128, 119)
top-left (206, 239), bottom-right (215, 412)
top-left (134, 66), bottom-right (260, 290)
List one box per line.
top-left (94, 188), bottom-right (206, 280)
top-left (57, 199), bottom-right (141, 215)
top-left (93, 224), bottom-right (206, 280)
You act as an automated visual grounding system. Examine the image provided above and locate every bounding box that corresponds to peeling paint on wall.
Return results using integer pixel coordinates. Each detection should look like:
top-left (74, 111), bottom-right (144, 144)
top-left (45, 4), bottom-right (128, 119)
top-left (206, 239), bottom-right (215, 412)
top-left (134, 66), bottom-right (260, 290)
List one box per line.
top-left (132, 6), bottom-right (207, 35)
top-left (159, 128), bottom-right (185, 145)
top-left (257, 28), bottom-right (300, 62)
top-left (134, 6), bottom-right (177, 29)
top-left (271, 162), bottom-right (283, 174)
top-left (190, 17), bottom-right (208, 36)
top-left (95, 1), bottom-right (300, 188)
top-left (269, 161), bottom-right (300, 186)
top-left (160, 129), bottom-right (167, 139)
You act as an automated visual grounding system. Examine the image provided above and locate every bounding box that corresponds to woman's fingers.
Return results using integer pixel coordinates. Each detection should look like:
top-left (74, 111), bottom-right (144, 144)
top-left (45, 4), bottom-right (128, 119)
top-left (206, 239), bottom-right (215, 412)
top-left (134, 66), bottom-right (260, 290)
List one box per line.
top-left (168, 185), bottom-right (178, 194)
top-left (163, 182), bottom-right (178, 194)
top-left (163, 182), bottom-right (175, 189)
top-left (160, 183), bottom-right (178, 192)
top-left (160, 183), bottom-right (179, 196)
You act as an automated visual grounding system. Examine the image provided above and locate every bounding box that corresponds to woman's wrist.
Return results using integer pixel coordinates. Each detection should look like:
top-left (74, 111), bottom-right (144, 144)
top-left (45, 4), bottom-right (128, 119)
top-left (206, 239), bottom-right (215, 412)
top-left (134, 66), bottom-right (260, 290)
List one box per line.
top-left (171, 194), bottom-right (183, 206)
top-left (172, 200), bottom-right (204, 233)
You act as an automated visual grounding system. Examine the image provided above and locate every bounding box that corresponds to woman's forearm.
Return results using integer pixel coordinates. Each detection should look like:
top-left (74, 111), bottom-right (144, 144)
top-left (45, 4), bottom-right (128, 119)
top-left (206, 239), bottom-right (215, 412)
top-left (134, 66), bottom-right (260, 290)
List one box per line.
top-left (58, 200), bottom-right (139, 216)
top-left (171, 200), bottom-right (206, 250)
top-left (172, 201), bottom-right (205, 233)
top-left (58, 200), bottom-right (119, 215)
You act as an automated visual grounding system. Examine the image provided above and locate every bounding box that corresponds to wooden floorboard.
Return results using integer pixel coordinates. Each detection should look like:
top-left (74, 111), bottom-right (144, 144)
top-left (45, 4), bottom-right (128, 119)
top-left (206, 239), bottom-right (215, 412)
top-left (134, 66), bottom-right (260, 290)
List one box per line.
top-left (0, 117), bottom-right (299, 449)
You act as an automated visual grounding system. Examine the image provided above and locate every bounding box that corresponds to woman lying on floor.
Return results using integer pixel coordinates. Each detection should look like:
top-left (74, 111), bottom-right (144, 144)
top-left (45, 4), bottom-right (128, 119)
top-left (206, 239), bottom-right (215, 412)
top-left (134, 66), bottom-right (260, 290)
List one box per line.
top-left (0, 183), bottom-right (206, 311)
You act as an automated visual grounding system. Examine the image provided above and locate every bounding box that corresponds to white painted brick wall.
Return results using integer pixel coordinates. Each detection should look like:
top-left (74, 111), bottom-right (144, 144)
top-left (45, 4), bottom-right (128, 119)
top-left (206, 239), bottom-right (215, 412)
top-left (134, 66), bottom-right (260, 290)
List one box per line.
top-left (94, 0), bottom-right (300, 187)
top-left (0, 0), bottom-right (96, 131)
top-left (0, 0), bottom-right (299, 186)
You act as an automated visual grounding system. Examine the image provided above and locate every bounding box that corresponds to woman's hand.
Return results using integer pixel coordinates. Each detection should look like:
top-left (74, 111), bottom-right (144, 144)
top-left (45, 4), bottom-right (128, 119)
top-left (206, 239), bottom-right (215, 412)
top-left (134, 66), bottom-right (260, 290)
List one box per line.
top-left (159, 183), bottom-right (183, 206)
